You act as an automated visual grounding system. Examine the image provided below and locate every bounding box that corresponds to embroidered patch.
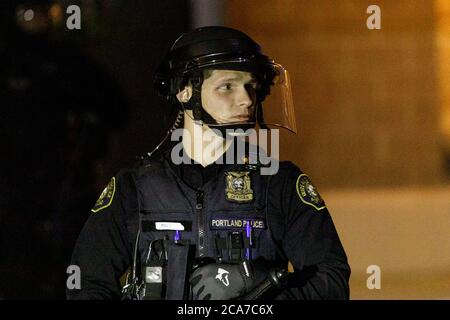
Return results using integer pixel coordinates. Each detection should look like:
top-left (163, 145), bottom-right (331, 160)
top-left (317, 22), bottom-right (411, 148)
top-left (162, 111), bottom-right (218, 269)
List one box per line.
top-left (91, 177), bottom-right (116, 213)
top-left (296, 174), bottom-right (326, 211)
top-left (210, 218), bottom-right (265, 230)
top-left (225, 171), bottom-right (254, 203)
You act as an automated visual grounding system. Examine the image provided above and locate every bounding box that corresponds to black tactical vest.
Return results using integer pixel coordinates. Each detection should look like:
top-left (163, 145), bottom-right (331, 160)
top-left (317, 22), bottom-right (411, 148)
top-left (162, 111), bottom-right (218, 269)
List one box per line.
top-left (131, 156), bottom-right (283, 299)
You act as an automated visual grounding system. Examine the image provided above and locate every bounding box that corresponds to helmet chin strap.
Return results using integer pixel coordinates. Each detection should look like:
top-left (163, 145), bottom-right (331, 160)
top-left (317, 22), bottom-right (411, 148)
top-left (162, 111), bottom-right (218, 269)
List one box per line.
top-left (183, 80), bottom-right (218, 126)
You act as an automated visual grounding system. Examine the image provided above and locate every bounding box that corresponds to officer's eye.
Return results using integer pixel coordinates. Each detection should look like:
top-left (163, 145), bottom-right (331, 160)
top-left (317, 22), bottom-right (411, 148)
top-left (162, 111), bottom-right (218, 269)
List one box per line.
top-left (217, 83), bottom-right (233, 91)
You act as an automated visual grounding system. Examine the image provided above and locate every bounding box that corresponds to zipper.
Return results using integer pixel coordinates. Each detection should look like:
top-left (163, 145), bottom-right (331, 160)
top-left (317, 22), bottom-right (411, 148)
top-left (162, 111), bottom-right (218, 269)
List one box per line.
top-left (196, 190), bottom-right (206, 257)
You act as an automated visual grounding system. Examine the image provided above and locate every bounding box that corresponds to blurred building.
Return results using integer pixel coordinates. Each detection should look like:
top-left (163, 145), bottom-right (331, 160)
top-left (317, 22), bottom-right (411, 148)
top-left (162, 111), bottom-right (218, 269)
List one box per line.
top-left (223, 0), bottom-right (450, 299)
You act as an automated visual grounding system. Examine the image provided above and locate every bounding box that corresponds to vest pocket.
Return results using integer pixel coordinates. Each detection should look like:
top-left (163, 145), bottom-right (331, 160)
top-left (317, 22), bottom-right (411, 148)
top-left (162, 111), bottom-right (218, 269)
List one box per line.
top-left (208, 209), bottom-right (277, 261)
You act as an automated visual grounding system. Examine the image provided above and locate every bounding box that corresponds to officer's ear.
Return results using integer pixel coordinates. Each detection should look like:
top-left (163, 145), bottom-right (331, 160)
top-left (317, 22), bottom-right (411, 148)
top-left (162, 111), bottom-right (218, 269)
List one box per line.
top-left (176, 85), bottom-right (193, 103)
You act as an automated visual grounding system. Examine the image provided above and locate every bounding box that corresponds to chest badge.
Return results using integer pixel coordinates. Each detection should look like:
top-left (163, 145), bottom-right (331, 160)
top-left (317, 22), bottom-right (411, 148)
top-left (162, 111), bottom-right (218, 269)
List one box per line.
top-left (225, 171), bottom-right (254, 203)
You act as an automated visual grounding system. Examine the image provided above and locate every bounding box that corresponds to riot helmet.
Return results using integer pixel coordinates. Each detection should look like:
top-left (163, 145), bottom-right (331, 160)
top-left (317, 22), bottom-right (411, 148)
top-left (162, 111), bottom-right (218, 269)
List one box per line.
top-left (154, 26), bottom-right (297, 134)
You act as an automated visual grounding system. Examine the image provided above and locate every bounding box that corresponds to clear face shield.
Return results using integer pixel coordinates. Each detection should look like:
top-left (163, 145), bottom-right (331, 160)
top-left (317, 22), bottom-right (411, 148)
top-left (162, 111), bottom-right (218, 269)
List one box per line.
top-left (257, 63), bottom-right (297, 134)
top-left (180, 58), bottom-right (297, 134)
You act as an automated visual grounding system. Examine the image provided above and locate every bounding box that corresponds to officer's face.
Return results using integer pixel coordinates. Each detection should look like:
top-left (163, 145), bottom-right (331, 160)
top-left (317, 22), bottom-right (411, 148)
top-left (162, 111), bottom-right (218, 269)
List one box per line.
top-left (201, 70), bottom-right (257, 124)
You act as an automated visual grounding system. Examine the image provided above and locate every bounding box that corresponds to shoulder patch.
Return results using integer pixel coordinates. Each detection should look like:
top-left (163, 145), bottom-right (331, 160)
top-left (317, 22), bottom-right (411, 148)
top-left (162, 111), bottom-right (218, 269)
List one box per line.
top-left (296, 174), bottom-right (326, 211)
top-left (91, 177), bottom-right (116, 213)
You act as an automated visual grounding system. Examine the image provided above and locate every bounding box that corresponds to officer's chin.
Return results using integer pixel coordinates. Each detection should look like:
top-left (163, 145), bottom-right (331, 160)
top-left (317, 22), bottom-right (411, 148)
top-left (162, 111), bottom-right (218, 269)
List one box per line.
top-left (219, 123), bottom-right (256, 138)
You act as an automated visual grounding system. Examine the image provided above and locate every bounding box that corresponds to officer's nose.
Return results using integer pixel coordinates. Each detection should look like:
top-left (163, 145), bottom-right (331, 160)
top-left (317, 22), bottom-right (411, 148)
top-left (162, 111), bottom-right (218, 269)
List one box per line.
top-left (236, 86), bottom-right (253, 109)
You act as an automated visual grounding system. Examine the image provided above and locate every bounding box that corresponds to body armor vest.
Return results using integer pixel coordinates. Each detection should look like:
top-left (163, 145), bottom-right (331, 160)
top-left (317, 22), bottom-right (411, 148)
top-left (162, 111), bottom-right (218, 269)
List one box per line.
top-left (130, 156), bottom-right (283, 299)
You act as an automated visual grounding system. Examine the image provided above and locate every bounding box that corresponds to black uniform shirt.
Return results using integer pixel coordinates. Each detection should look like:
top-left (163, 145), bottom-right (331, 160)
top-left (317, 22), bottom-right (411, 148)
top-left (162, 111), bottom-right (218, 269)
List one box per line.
top-left (177, 160), bottom-right (220, 190)
top-left (67, 148), bottom-right (350, 300)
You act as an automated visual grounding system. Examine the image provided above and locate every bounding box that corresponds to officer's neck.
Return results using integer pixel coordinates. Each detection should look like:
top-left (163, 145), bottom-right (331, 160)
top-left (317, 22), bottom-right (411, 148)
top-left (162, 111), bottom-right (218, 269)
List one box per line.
top-left (182, 113), bottom-right (232, 167)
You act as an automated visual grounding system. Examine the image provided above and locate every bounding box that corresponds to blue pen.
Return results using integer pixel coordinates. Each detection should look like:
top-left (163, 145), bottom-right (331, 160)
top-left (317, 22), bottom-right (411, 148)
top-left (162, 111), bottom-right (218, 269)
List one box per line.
top-left (174, 230), bottom-right (181, 243)
top-left (245, 220), bottom-right (252, 260)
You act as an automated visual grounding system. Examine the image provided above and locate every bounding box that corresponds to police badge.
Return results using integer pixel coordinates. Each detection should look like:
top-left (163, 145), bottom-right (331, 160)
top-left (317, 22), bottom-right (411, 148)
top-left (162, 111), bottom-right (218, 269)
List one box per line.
top-left (296, 174), bottom-right (326, 211)
top-left (225, 171), bottom-right (254, 203)
top-left (91, 177), bottom-right (116, 213)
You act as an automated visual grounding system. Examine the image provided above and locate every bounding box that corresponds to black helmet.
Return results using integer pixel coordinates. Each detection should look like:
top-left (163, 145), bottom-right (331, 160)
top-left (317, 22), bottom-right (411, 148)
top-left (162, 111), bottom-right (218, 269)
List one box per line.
top-left (154, 26), bottom-right (297, 134)
top-left (154, 26), bottom-right (277, 100)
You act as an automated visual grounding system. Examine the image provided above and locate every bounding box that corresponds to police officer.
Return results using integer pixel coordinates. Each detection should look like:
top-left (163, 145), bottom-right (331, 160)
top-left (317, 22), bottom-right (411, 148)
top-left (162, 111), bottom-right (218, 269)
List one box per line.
top-left (67, 26), bottom-right (350, 300)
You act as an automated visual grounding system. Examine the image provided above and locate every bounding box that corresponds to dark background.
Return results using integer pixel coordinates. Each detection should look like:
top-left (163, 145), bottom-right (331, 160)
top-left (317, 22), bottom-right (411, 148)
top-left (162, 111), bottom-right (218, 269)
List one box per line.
top-left (2, 0), bottom-right (450, 300)
top-left (0, 0), bottom-right (189, 299)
